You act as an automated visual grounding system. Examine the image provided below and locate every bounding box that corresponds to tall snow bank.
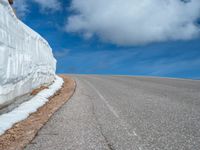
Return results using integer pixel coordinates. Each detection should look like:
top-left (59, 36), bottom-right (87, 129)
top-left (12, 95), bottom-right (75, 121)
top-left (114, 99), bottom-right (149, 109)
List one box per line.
top-left (0, 0), bottom-right (56, 108)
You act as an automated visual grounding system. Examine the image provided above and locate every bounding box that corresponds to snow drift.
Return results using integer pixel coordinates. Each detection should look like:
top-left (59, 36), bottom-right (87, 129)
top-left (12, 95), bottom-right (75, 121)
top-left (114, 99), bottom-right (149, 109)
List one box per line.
top-left (0, 0), bottom-right (56, 108)
top-left (0, 75), bottom-right (63, 135)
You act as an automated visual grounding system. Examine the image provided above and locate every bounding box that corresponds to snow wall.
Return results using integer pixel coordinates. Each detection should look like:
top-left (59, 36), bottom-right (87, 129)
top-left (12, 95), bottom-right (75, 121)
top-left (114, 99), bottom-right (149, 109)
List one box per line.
top-left (0, 0), bottom-right (56, 108)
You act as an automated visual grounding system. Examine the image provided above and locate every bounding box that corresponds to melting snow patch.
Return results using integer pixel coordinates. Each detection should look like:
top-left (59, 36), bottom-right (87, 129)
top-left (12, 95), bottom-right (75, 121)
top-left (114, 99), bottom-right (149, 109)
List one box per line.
top-left (0, 75), bottom-right (64, 135)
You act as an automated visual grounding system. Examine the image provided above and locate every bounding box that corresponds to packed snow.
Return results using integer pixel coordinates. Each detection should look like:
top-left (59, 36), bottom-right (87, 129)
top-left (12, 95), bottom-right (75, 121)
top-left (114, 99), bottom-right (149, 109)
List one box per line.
top-left (0, 75), bottom-right (63, 135)
top-left (0, 0), bottom-right (56, 108)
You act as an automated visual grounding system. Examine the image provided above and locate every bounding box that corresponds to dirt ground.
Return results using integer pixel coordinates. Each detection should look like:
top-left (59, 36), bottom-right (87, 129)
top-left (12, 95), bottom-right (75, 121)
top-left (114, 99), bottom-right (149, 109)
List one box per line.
top-left (0, 75), bottom-right (76, 150)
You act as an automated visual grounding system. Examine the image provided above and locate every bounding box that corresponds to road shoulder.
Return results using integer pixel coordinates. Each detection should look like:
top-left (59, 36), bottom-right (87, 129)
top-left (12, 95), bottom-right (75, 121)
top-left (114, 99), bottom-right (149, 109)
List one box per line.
top-left (0, 75), bottom-right (76, 150)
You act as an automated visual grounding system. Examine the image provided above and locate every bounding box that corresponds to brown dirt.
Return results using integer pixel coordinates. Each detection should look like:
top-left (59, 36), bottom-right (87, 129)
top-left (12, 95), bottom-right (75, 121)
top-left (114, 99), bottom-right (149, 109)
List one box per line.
top-left (31, 86), bottom-right (48, 96)
top-left (0, 75), bottom-right (76, 150)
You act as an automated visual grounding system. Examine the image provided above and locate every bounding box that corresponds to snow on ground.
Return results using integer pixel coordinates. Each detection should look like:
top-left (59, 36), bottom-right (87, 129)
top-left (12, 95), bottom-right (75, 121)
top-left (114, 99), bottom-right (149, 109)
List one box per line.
top-left (0, 0), bottom-right (56, 108)
top-left (0, 75), bottom-right (64, 135)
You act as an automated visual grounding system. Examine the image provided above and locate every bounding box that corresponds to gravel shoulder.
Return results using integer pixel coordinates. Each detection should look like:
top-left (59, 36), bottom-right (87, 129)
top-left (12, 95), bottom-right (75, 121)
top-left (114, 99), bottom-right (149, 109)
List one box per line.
top-left (0, 75), bottom-right (75, 150)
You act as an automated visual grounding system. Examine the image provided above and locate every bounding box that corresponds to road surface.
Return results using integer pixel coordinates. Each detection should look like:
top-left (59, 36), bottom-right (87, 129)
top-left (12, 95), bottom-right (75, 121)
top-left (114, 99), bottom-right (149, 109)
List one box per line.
top-left (26, 75), bottom-right (200, 150)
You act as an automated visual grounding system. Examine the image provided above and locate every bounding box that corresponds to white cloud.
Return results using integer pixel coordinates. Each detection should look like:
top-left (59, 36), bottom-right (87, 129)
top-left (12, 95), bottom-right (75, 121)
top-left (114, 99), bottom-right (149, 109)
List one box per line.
top-left (32, 0), bottom-right (61, 12)
top-left (13, 0), bottom-right (61, 18)
top-left (54, 49), bottom-right (71, 58)
top-left (13, 0), bottom-right (28, 18)
top-left (65, 0), bottom-right (200, 46)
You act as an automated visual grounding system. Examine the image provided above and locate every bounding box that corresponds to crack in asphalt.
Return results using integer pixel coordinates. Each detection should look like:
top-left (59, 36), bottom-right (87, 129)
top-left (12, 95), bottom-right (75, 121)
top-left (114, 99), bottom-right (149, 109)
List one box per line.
top-left (84, 79), bottom-right (144, 150)
top-left (83, 91), bottom-right (115, 150)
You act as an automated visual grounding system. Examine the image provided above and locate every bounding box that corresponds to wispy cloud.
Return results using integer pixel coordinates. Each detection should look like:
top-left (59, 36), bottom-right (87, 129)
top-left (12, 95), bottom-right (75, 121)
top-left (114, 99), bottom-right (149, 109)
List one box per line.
top-left (55, 46), bottom-right (200, 79)
top-left (65, 0), bottom-right (200, 46)
top-left (54, 49), bottom-right (71, 58)
top-left (13, 0), bottom-right (61, 18)
top-left (32, 0), bottom-right (61, 12)
top-left (13, 0), bottom-right (29, 18)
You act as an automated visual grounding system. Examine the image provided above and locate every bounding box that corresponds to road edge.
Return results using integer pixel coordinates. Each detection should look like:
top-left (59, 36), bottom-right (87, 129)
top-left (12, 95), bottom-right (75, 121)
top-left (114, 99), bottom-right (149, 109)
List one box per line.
top-left (0, 75), bottom-right (76, 150)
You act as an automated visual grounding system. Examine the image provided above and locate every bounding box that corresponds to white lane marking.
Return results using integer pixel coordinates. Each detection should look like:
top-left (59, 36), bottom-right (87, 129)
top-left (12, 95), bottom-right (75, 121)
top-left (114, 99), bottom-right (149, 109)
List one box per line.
top-left (84, 80), bottom-right (140, 137)
top-left (83, 79), bottom-right (147, 150)
top-left (85, 80), bottom-right (120, 118)
top-left (85, 80), bottom-right (144, 150)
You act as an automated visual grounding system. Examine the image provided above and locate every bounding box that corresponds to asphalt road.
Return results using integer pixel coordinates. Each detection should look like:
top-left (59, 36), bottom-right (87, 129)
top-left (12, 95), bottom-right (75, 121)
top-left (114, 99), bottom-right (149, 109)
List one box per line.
top-left (26, 75), bottom-right (200, 150)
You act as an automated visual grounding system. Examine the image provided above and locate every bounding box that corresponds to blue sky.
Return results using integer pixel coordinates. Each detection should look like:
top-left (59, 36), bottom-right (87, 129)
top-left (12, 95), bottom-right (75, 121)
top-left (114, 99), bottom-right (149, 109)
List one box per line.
top-left (14, 0), bottom-right (200, 79)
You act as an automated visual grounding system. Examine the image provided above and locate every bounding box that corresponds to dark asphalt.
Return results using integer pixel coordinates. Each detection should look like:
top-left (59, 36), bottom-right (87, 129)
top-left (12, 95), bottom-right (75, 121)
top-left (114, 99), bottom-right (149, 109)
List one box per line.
top-left (26, 75), bottom-right (200, 150)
